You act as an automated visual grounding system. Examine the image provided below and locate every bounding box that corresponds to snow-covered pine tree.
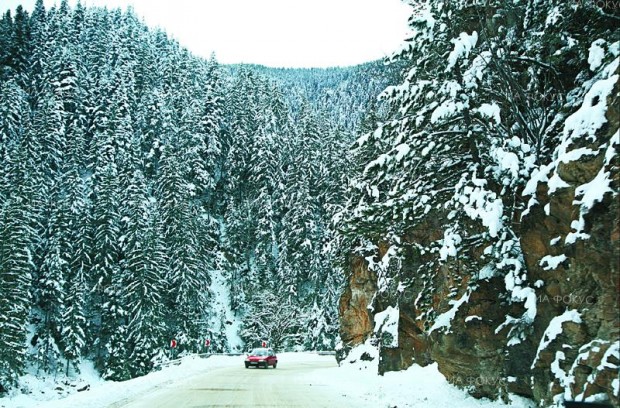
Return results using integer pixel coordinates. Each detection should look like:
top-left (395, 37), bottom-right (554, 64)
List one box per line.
top-left (90, 129), bottom-right (125, 377)
top-left (122, 166), bottom-right (167, 377)
top-left (156, 95), bottom-right (208, 354)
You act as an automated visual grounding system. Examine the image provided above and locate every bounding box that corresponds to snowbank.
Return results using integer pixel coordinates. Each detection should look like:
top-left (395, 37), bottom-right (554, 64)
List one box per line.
top-left (333, 345), bottom-right (534, 408)
top-left (1, 355), bottom-right (236, 408)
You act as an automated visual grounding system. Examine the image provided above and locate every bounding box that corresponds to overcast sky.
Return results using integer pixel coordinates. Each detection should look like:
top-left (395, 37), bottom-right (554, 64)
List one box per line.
top-left (2, 0), bottom-right (411, 68)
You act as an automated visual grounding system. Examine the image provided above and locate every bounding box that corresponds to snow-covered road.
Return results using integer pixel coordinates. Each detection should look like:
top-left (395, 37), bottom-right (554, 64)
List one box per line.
top-left (111, 355), bottom-right (366, 408)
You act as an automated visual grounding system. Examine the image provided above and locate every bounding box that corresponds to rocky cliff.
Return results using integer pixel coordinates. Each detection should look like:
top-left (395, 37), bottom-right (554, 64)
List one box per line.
top-left (337, 2), bottom-right (619, 406)
top-left (338, 71), bottom-right (619, 406)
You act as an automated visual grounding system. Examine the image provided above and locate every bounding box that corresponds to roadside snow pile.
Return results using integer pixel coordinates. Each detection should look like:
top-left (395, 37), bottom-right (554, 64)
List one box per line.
top-left (357, 363), bottom-right (535, 408)
top-left (0, 360), bottom-right (103, 408)
top-left (339, 340), bottom-right (380, 371)
top-left (327, 347), bottom-right (535, 408)
top-left (0, 355), bottom-right (237, 408)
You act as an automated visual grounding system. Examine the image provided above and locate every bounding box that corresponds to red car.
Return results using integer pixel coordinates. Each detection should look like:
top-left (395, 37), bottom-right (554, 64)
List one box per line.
top-left (244, 348), bottom-right (277, 369)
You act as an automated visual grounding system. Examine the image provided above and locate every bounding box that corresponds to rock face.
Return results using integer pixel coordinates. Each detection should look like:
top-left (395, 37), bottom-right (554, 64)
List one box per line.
top-left (337, 253), bottom-right (377, 362)
top-left (520, 79), bottom-right (620, 406)
top-left (338, 76), bottom-right (619, 406)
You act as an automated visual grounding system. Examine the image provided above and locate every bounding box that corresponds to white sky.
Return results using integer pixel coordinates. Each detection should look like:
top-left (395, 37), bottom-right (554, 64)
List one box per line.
top-left (2, 0), bottom-right (411, 68)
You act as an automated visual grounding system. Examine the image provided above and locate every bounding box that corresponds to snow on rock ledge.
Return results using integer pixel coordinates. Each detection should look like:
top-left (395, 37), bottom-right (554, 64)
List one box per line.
top-left (373, 306), bottom-right (399, 348)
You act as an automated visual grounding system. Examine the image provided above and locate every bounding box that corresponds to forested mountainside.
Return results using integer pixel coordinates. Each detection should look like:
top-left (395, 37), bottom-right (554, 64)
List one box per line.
top-left (236, 61), bottom-right (404, 131)
top-left (337, 0), bottom-right (619, 407)
top-left (0, 0), bottom-right (388, 391)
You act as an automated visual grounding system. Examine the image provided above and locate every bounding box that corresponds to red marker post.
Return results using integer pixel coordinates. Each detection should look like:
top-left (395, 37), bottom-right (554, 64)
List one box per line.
top-left (170, 339), bottom-right (177, 348)
top-left (261, 341), bottom-right (266, 347)
top-left (205, 339), bottom-right (211, 347)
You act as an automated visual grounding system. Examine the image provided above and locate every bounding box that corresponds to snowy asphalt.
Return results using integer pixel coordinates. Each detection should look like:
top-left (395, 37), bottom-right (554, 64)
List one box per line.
top-left (108, 358), bottom-right (370, 408)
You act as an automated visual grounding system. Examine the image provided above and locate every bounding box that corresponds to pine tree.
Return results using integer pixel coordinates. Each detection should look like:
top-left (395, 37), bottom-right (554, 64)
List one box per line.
top-left (91, 158), bottom-right (124, 375)
top-left (58, 166), bottom-right (91, 375)
top-left (123, 167), bottom-right (167, 377)
top-left (0, 12), bottom-right (13, 81)
top-left (7, 5), bottom-right (31, 83)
